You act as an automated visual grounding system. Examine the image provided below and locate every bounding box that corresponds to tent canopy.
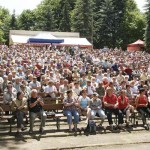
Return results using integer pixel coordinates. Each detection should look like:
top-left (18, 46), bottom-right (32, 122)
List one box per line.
top-left (127, 39), bottom-right (145, 52)
top-left (28, 33), bottom-right (64, 44)
top-left (128, 39), bottom-right (144, 47)
top-left (56, 38), bottom-right (92, 47)
top-left (10, 35), bottom-right (30, 44)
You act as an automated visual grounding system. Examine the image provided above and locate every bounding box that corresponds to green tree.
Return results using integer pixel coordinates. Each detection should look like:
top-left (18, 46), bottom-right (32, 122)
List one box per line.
top-left (34, 0), bottom-right (55, 31)
top-left (0, 7), bottom-right (11, 44)
top-left (49, 0), bottom-right (74, 32)
top-left (71, 0), bottom-right (93, 40)
top-left (17, 9), bottom-right (36, 30)
top-left (93, 0), bottom-right (146, 49)
top-left (121, 0), bottom-right (146, 49)
top-left (93, 0), bottom-right (115, 48)
top-left (10, 10), bottom-right (17, 30)
top-left (145, 0), bottom-right (150, 51)
top-left (58, 0), bottom-right (71, 31)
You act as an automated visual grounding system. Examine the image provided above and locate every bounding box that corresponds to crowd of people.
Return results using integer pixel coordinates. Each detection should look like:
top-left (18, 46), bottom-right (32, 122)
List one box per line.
top-left (0, 45), bottom-right (150, 136)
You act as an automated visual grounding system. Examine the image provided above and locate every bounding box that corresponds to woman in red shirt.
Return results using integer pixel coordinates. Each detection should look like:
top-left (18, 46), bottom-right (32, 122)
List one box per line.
top-left (118, 90), bottom-right (134, 126)
top-left (103, 87), bottom-right (123, 130)
top-left (135, 88), bottom-right (150, 127)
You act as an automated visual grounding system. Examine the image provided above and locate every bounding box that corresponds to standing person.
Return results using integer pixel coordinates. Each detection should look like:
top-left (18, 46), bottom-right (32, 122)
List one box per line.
top-left (135, 88), bottom-right (150, 127)
top-left (11, 91), bottom-right (27, 137)
top-left (103, 87), bottom-right (123, 130)
top-left (90, 92), bottom-right (106, 127)
top-left (28, 89), bottom-right (46, 134)
top-left (63, 90), bottom-right (79, 132)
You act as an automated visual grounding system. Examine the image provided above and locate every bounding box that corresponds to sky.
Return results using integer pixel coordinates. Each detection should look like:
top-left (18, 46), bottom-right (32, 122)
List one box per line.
top-left (0, 0), bottom-right (147, 15)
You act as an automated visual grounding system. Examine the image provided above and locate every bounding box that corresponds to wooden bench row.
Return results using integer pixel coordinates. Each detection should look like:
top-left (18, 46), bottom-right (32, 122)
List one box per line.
top-left (0, 103), bottom-right (64, 133)
top-left (0, 102), bottom-right (149, 134)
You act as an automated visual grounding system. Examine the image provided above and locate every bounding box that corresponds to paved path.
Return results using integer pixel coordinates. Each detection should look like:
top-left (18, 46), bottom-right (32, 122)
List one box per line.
top-left (0, 131), bottom-right (150, 150)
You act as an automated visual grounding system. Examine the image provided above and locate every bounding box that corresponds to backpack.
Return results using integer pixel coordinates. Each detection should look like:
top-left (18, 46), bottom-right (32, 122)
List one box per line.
top-left (86, 120), bottom-right (96, 134)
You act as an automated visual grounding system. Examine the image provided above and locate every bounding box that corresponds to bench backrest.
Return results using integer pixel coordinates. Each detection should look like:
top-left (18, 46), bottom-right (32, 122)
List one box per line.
top-left (0, 104), bottom-right (11, 111)
top-left (43, 104), bottom-right (64, 111)
top-left (43, 98), bottom-right (63, 104)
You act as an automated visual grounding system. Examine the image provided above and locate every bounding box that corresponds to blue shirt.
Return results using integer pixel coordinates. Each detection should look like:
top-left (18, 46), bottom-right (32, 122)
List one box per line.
top-left (78, 96), bottom-right (90, 109)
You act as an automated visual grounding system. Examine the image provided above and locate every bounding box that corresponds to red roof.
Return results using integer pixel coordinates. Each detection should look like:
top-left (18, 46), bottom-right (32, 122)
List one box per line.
top-left (128, 39), bottom-right (144, 47)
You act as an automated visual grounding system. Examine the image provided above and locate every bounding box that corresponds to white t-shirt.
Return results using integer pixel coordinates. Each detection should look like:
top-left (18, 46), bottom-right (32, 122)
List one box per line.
top-left (44, 85), bottom-right (57, 98)
top-left (29, 81), bottom-right (41, 89)
top-left (87, 86), bottom-right (95, 95)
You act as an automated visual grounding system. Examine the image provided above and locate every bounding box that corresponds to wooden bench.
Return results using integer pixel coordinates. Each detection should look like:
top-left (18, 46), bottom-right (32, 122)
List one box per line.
top-left (43, 97), bottom-right (63, 104)
top-left (0, 104), bottom-right (14, 133)
top-left (43, 103), bottom-right (64, 130)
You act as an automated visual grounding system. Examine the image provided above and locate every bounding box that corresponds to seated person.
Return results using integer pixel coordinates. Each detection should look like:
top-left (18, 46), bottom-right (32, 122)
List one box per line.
top-left (96, 82), bottom-right (105, 99)
top-left (78, 89), bottom-right (91, 123)
top-left (135, 88), bottom-right (150, 127)
top-left (11, 91), bottom-right (28, 137)
top-left (63, 90), bottom-right (79, 132)
top-left (44, 80), bottom-right (58, 99)
top-left (118, 90), bottom-right (134, 126)
top-left (103, 87), bottom-right (124, 130)
top-left (90, 92), bottom-right (106, 127)
top-left (28, 89), bottom-right (46, 134)
top-left (3, 83), bottom-right (17, 105)
top-left (29, 76), bottom-right (41, 91)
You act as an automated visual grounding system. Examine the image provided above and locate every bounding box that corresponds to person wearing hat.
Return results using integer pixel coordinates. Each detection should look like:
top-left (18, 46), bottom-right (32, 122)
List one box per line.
top-left (87, 80), bottom-right (95, 97)
top-left (63, 90), bottom-right (79, 132)
top-left (90, 92), bottom-right (106, 127)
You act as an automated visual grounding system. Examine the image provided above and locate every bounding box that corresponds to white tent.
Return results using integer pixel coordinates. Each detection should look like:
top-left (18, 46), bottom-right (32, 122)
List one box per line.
top-left (56, 38), bottom-right (92, 47)
top-left (28, 33), bottom-right (64, 43)
top-left (10, 35), bottom-right (31, 44)
top-left (32, 33), bottom-right (56, 39)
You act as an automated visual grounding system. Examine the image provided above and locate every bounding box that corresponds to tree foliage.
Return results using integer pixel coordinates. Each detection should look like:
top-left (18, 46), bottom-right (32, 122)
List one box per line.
top-left (71, 0), bottom-right (93, 40)
top-left (34, 0), bottom-right (55, 31)
top-left (93, 0), bottom-right (146, 49)
top-left (0, 7), bottom-right (11, 44)
top-left (0, 0), bottom-right (147, 49)
top-left (18, 9), bottom-right (36, 30)
top-left (145, 0), bottom-right (150, 51)
top-left (10, 10), bottom-right (17, 30)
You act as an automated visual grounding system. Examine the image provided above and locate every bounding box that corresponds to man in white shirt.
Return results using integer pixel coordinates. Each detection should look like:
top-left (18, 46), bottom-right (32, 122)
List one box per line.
top-left (130, 81), bottom-right (138, 95)
top-left (44, 80), bottom-right (58, 98)
top-left (87, 80), bottom-right (95, 97)
top-left (29, 77), bottom-right (41, 91)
